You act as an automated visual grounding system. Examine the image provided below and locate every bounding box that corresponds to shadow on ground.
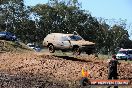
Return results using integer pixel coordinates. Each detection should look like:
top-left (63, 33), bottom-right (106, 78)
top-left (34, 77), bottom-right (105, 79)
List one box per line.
top-left (54, 56), bottom-right (90, 62)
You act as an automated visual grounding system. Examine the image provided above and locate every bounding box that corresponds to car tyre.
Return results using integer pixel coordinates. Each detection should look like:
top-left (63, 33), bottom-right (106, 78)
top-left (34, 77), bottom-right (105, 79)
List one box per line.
top-left (73, 47), bottom-right (81, 55)
top-left (86, 50), bottom-right (93, 55)
top-left (48, 44), bottom-right (55, 53)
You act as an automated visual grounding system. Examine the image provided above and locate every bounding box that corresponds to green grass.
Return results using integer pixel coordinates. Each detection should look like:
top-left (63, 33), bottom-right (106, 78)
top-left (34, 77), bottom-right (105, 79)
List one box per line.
top-left (97, 54), bottom-right (110, 59)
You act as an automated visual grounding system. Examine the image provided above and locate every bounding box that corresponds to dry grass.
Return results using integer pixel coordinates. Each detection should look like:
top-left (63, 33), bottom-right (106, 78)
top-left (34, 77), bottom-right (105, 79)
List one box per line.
top-left (0, 40), bottom-right (33, 53)
top-left (0, 46), bottom-right (131, 87)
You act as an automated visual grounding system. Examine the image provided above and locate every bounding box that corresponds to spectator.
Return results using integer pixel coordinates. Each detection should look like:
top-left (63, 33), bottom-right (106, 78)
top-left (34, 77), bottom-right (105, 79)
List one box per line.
top-left (107, 55), bottom-right (120, 88)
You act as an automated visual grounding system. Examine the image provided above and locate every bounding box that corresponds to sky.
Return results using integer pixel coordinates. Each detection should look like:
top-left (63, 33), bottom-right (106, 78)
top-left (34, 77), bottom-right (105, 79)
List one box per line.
top-left (24, 0), bottom-right (132, 38)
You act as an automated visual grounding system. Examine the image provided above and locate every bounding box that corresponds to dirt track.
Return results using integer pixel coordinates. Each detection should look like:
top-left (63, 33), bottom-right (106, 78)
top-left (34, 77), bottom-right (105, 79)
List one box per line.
top-left (0, 51), bottom-right (132, 88)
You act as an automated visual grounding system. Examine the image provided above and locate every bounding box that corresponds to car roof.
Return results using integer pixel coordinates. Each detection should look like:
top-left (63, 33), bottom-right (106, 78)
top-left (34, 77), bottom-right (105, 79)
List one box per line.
top-left (50, 33), bottom-right (71, 35)
top-left (0, 31), bottom-right (13, 34)
top-left (27, 43), bottom-right (35, 45)
top-left (49, 33), bottom-right (75, 36)
top-left (0, 31), bottom-right (7, 33)
top-left (119, 49), bottom-right (132, 51)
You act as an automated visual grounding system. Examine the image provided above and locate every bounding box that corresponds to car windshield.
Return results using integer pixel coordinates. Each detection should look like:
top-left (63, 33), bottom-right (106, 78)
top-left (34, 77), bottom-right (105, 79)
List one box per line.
top-left (29, 45), bottom-right (35, 47)
top-left (118, 51), bottom-right (127, 54)
top-left (0, 32), bottom-right (6, 34)
top-left (69, 35), bottom-right (82, 41)
top-left (7, 32), bottom-right (12, 35)
top-left (35, 46), bottom-right (40, 48)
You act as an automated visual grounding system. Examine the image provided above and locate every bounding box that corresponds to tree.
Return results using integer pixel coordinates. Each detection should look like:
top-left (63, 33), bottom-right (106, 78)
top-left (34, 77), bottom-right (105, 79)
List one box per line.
top-left (96, 20), bottom-right (110, 54)
top-left (1, 0), bottom-right (131, 54)
top-left (109, 25), bottom-right (129, 53)
top-left (0, 0), bottom-right (35, 43)
top-left (32, 0), bottom-right (99, 43)
top-left (95, 18), bottom-right (130, 54)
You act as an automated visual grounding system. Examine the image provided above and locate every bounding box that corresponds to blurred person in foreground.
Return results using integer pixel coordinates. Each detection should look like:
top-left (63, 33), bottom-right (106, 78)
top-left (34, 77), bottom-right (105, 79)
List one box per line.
top-left (107, 55), bottom-right (121, 88)
top-left (80, 66), bottom-right (91, 86)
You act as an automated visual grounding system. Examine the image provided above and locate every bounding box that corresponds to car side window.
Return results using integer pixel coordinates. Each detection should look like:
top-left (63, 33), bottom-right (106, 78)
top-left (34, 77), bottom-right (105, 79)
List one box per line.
top-left (62, 36), bottom-right (69, 41)
top-left (7, 32), bottom-right (10, 36)
top-left (128, 50), bottom-right (132, 54)
top-left (69, 35), bottom-right (82, 41)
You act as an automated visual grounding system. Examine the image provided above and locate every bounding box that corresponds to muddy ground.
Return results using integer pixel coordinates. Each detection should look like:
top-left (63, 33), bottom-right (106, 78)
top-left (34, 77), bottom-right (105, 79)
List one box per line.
top-left (0, 51), bottom-right (131, 88)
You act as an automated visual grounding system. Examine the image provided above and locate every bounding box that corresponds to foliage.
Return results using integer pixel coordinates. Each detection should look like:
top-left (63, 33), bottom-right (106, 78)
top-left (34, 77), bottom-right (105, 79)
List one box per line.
top-left (0, 0), bottom-right (34, 43)
top-left (0, 0), bottom-right (132, 54)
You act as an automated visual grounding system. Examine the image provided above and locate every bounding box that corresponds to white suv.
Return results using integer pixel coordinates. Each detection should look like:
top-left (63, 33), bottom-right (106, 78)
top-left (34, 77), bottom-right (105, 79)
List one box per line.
top-left (116, 48), bottom-right (132, 61)
top-left (43, 32), bottom-right (95, 55)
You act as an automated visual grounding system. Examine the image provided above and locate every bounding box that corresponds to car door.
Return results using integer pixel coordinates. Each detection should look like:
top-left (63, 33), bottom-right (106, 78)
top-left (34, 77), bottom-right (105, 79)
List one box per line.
top-left (53, 34), bottom-right (63, 49)
top-left (60, 35), bottom-right (71, 49)
top-left (54, 35), bottom-right (71, 49)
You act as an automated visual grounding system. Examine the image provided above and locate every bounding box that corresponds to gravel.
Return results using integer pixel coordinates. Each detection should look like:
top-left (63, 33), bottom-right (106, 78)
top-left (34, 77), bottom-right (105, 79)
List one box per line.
top-left (0, 52), bottom-right (131, 88)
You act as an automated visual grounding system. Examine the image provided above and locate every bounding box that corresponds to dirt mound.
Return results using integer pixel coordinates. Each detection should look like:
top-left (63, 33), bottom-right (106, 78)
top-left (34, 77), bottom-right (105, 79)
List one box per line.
top-left (0, 40), bottom-right (32, 53)
top-left (0, 52), bottom-right (132, 87)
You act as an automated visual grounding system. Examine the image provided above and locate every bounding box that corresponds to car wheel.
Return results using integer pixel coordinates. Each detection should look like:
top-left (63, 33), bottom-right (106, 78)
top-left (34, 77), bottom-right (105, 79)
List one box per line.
top-left (129, 57), bottom-right (132, 61)
top-left (86, 50), bottom-right (93, 55)
top-left (73, 47), bottom-right (81, 55)
top-left (48, 44), bottom-right (55, 53)
top-left (125, 58), bottom-right (127, 61)
top-left (0, 36), bottom-right (5, 40)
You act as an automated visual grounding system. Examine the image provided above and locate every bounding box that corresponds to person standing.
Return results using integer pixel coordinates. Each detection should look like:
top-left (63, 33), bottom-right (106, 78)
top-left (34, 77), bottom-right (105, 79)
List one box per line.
top-left (107, 55), bottom-right (120, 88)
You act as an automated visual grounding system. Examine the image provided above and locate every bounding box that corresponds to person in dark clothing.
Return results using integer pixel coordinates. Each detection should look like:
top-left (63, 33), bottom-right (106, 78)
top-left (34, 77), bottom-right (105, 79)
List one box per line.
top-left (107, 55), bottom-right (120, 88)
